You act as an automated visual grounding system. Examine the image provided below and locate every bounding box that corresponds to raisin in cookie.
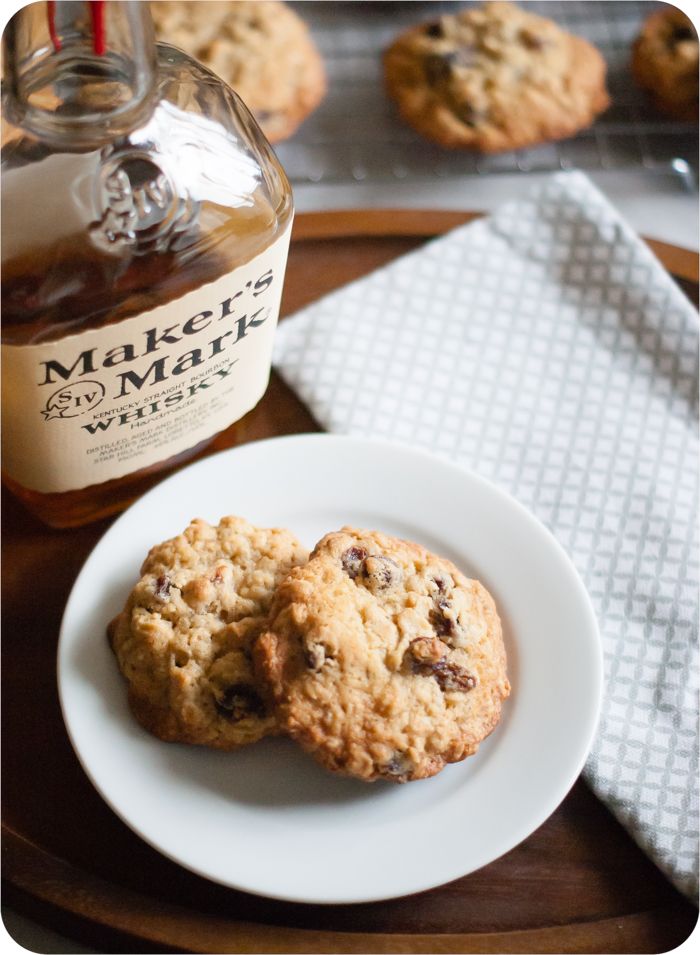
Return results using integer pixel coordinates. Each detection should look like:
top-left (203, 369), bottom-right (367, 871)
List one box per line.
top-left (632, 6), bottom-right (698, 122)
top-left (151, 0), bottom-right (326, 142)
top-left (383, 0), bottom-right (610, 151)
top-left (109, 516), bottom-right (308, 749)
top-left (255, 528), bottom-right (510, 782)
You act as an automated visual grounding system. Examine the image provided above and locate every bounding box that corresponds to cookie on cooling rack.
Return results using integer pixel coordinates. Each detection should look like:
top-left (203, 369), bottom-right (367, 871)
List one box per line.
top-left (254, 527), bottom-right (510, 783)
top-left (383, 0), bottom-right (610, 151)
top-left (632, 6), bottom-right (698, 122)
top-left (151, 0), bottom-right (326, 142)
top-left (109, 516), bottom-right (309, 749)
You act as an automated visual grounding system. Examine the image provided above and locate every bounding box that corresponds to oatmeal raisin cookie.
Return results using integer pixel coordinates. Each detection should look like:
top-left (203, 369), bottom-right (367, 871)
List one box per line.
top-left (255, 527), bottom-right (510, 782)
top-left (383, 0), bottom-right (610, 151)
top-left (632, 6), bottom-right (698, 122)
top-left (110, 515), bottom-right (308, 748)
top-left (152, 0), bottom-right (326, 142)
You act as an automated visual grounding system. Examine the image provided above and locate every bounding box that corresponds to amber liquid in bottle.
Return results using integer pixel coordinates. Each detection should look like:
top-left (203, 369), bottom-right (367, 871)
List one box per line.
top-left (1, 3), bottom-right (293, 527)
top-left (2, 200), bottom-right (284, 526)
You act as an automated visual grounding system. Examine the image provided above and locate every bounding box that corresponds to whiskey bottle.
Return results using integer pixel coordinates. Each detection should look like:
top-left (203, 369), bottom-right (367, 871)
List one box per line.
top-left (1, 1), bottom-right (294, 527)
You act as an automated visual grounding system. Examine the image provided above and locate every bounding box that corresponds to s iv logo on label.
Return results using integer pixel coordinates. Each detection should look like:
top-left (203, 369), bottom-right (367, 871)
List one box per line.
top-left (41, 381), bottom-right (106, 420)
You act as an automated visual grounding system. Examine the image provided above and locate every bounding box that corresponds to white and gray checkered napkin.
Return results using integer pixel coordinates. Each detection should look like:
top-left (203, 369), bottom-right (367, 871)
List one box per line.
top-left (273, 171), bottom-right (699, 899)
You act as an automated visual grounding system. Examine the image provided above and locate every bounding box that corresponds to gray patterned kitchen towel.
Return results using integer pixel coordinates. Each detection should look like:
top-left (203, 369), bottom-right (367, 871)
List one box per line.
top-left (273, 171), bottom-right (699, 899)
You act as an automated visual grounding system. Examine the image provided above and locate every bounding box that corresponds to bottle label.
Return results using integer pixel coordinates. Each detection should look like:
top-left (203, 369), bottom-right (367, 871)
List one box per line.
top-left (1, 223), bottom-right (292, 494)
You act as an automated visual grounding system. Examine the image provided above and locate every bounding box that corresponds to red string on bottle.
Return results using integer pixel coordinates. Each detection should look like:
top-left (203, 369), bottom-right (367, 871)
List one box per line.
top-left (89, 0), bottom-right (106, 55)
top-left (46, 1), bottom-right (106, 56)
top-left (47, 0), bottom-right (62, 52)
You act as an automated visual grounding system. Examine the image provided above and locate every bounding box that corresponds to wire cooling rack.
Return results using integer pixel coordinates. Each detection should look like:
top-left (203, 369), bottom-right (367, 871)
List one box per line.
top-left (277, 1), bottom-right (698, 188)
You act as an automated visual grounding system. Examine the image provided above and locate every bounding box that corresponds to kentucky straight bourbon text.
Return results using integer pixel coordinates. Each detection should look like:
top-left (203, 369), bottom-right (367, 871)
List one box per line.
top-left (1, 1), bottom-right (293, 526)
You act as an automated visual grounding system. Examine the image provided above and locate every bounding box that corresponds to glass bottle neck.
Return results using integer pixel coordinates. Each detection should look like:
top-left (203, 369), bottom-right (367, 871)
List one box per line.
top-left (2, 1), bottom-right (157, 148)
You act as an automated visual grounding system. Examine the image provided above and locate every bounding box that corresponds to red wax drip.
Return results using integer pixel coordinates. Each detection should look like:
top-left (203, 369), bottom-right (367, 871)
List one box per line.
top-left (47, 0), bottom-right (62, 52)
top-left (89, 0), bottom-right (106, 55)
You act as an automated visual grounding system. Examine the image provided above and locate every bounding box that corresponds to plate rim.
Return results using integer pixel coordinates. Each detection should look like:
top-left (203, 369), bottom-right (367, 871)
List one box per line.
top-left (57, 432), bottom-right (603, 904)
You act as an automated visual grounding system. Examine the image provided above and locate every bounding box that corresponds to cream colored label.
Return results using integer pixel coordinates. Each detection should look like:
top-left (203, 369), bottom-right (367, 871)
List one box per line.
top-left (1, 223), bottom-right (292, 494)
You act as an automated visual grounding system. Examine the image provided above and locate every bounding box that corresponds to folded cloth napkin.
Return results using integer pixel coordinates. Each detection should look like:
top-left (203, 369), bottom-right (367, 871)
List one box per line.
top-left (274, 171), bottom-right (699, 900)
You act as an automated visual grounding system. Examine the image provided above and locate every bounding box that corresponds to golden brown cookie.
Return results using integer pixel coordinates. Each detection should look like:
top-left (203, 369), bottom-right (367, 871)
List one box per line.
top-left (255, 527), bottom-right (510, 783)
top-left (110, 515), bottom-right (309, 749)
top-left (151, 0), bottom-right (326, 142)
top-left (632, 6), bottom-right (698, 122)
top-left (383, 0), bottom-right (610, 151)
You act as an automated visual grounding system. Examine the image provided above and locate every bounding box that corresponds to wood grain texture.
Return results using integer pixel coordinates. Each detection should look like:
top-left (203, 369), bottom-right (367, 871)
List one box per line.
top-left (2, 211), bottom-right (697, 954)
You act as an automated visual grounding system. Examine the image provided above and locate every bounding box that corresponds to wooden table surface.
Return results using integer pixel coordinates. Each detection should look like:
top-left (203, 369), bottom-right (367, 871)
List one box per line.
top-left (2, 211), bottom-right (697, 954)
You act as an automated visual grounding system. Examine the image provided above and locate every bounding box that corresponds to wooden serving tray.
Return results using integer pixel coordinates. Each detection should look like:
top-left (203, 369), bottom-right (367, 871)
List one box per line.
top-left (2, 211), bottom-right (697, 954)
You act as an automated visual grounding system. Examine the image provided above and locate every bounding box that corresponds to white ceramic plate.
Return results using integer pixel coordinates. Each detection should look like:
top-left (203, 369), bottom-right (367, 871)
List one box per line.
top-left (58, 434), bottom-right (602, 904)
